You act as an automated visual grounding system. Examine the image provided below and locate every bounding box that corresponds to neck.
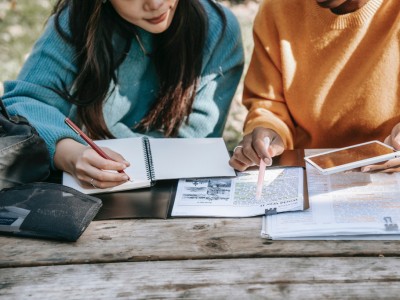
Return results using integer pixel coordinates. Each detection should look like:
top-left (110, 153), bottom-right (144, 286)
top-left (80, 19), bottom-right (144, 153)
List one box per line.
top-left (331, 0), bottom-right (371, 14)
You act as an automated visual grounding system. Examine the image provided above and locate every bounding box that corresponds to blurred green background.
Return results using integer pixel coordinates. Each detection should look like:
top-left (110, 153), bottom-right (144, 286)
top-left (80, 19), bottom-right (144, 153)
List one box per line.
top-left (0, 0), bottom-right (259, 149)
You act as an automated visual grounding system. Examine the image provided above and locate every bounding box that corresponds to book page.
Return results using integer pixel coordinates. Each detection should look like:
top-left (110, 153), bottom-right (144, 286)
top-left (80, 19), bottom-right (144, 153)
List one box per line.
top-left (62, 137), bottom-right (151, 194)
top-left (149, 138), bottom-right (236, 180)
top-left (262, 149), bottom-right (400, 239)
top-left (171, 167), bottom-right (304, 217)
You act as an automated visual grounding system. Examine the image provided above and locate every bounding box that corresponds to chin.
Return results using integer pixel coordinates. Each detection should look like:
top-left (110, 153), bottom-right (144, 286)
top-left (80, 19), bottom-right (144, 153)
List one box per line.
top-left (316, 0), bottom-right (347, 8)
top-left (141, 19), bottom-right (173, 34)
top-left (143, 25), bottom-right (169, 34)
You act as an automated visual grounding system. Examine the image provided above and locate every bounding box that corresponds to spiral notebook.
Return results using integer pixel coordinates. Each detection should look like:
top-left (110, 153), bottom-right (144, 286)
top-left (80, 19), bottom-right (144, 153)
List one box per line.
top-left (62, 137), bottom-right (235, 195)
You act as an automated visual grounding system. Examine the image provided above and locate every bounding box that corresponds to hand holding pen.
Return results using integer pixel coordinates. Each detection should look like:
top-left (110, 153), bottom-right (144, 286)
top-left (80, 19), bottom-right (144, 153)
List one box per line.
top-left (229, 127), bottom-right (285, 172)
top-left (64, 118), bottom-right (131, 188)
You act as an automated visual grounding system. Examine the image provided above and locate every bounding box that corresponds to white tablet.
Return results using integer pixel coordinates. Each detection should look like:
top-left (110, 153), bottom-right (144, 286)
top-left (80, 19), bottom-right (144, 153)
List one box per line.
top-left (304, 141), bottom-right (400, 175)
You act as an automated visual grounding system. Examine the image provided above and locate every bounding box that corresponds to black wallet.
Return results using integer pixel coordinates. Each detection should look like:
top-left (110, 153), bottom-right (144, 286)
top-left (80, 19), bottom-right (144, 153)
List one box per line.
top-left (0, 182), bottom-right (102, 241)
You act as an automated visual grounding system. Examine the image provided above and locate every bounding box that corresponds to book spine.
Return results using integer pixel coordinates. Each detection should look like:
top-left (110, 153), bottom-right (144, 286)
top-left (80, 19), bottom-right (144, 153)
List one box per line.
top-left (142, 137), bottom-right (156, 184)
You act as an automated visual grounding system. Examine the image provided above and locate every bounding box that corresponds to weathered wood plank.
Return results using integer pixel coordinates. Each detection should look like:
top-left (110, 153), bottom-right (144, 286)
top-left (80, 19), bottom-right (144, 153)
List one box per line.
top-left (1, 218), bottom-right (400, 267)
top-left (1, 257), bottom-right (400, 299)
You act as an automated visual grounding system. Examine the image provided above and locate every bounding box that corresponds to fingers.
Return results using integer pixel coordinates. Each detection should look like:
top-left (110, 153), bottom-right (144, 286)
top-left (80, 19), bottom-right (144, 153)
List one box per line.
top-left (385, 124), bottom-right (400, 150)
top-left (76, 163), bottom-right (128, 189)
top-left (230, 133), bottom-right (261, 171)
top-left (361, 157), bottom-right (400, 173)
top-left (242, 133), bottom-right (265, 164)
top-left (102, 147), bottom-right (131, 169)
top-left (252, 135), bottom-right (271, 164)
top-left (81, 177), bottom-right (128, 189)
top-left (384, 135), bottom-right (391, 146)
top-left (365, 123), bottom-right (400, 173)
top-left (75, 147), bottom-right (130, 188)
top-left (392, 124), bottom-right (400, 149)
top-left (229, 127), bottom-right (285, 171)
top-left (230, 144), bottom-right (255, 171)
top-left (380, 167), bottom-right (400, 173)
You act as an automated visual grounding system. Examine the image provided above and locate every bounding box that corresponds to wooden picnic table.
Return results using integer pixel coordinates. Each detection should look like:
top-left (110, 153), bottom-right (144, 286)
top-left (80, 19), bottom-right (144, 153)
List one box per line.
top-left (1, 215), bottom-right (400, 298)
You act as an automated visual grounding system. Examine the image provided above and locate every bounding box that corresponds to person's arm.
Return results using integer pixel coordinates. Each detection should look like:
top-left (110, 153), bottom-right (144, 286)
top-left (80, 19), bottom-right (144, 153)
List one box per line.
top-left (176, 4), bottom-right (244, 138)
top-left (2, 11), bottom-right (135, 188)
top-left (229, 1), bottom-right (292, 171)
top-left (2, 12), bottom-right (84, 168)
top-left (242, 0), bottom-right (295, 148)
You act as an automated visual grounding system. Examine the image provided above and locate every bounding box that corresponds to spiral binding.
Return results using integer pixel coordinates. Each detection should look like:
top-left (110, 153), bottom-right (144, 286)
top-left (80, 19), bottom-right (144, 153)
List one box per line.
top-left (142, 137), bottom-right (156, 184)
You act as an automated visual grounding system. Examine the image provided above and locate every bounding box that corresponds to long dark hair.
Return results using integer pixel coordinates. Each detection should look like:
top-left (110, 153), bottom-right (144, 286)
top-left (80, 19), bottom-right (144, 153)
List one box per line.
top-left (52, 0), bottom-right (225, 139)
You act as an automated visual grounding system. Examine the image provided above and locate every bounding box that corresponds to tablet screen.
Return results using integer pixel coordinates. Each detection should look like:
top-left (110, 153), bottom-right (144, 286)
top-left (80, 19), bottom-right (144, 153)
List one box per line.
top-left (307, 142), bottom-right (394, 170)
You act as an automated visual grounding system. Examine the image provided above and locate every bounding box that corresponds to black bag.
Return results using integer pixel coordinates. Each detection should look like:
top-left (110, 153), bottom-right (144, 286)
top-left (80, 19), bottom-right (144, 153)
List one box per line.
top-left (0, 182), bottom-right (102, 241)
top-left (0, 97), bottom-right (50, 189)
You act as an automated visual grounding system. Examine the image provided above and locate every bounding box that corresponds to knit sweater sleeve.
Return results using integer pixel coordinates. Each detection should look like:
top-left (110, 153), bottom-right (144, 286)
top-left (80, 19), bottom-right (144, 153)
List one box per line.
top-left (2, 12), bottom-right (84, 168)
top-left (242, 0), bottom-right (295, 149)
top-left (177, 2), bottom-right (244, 138)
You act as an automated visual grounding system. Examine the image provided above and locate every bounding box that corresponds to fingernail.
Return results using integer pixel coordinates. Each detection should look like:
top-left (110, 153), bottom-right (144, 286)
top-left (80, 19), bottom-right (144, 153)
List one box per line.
top-left (122, 175), bottom-right (129, 180)
top-left (361, 167), bottom-right (370, 172)
top-left (264, 158), bottom-right (272, 166)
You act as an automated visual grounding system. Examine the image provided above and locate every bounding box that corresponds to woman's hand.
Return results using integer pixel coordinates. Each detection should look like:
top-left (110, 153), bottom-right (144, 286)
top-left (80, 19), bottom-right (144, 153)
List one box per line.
top-left (54, 138), bottom-right (130, 189)
top-left (229, 127), bottom-right (285, 171)
top-left (361, 124), bottom-right (400, 173)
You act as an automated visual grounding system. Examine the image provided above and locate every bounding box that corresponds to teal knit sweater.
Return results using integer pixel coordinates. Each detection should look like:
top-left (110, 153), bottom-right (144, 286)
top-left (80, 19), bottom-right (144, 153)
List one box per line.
top-left (2, 0), bottom-right (244, 167)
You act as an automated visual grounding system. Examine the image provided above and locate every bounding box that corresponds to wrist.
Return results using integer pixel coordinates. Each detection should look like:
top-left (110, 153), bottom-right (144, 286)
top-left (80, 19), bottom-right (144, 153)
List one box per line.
top-left (54, 138), bottom-right (86, 172)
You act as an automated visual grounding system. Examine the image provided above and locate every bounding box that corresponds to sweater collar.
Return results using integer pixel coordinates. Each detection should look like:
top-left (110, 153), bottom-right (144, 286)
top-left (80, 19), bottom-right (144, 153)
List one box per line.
top-left (312, 0), bottom-right (383, 29)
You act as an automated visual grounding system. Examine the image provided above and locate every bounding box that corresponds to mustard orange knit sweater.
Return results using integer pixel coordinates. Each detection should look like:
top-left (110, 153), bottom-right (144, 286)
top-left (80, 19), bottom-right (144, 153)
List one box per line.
top-left (243, 0), bottom-right (400, 149)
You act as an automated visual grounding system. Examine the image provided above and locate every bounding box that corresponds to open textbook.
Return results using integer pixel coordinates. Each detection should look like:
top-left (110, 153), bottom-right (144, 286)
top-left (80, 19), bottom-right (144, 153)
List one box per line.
top-left (261, 149), bottom-right (400, 240)
top-left (63, 137), bottom-right (235, 194)
top-left (171, 150), bottom-right (309, 217)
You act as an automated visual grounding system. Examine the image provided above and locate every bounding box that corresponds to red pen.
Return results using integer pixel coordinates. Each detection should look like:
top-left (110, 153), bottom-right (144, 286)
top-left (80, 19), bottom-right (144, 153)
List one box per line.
top-left (64, 117), bottom-right (130, 181)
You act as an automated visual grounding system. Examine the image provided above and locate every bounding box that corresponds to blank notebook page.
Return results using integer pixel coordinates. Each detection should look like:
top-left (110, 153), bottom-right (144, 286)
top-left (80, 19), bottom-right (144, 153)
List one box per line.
top-left (96, 138), bottom-right (149, 182)
top-left (149, 138), bottom-right (235, 180)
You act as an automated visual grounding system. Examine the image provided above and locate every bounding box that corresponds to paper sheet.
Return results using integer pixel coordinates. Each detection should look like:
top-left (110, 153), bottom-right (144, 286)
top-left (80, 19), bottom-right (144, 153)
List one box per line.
top-left (149, 138), bottom-right (236, 179)
top-left (171, 167), bottom-right (304, 217)
top-left (262, 150), bottom-right (400, 240)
